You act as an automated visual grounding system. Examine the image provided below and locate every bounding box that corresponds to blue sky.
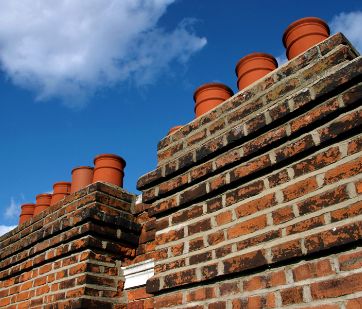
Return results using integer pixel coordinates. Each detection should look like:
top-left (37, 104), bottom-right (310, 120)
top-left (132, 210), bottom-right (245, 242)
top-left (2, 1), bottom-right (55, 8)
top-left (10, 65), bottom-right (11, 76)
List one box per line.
top-left (0, 0), bottom-right (361, 234)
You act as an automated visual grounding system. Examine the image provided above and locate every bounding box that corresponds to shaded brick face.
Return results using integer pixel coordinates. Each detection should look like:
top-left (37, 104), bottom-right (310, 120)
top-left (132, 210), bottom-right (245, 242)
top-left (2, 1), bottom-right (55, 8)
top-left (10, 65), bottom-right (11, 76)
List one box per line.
top-left (137, 33), bottom-right (362, 308)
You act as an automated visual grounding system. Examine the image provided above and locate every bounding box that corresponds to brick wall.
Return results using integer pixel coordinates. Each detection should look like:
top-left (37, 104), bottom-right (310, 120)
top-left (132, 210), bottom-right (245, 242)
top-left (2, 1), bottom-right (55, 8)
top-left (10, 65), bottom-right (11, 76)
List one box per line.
top-left (0, 32), bottom-right (361, 308)
top-left (137, 33), bottom-right (362, 308)
top-left (0, 182), bottom-right (140, 308)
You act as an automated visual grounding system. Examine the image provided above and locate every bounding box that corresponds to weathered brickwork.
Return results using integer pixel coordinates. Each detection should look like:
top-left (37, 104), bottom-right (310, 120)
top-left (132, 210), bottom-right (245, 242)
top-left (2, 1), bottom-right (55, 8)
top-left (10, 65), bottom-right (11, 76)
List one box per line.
top-left (138, 33), bottom-right (362, 308)
top-left (150, 246), bottom-right (362, 308)
top-left (0, 32), bottom-right (361, 308)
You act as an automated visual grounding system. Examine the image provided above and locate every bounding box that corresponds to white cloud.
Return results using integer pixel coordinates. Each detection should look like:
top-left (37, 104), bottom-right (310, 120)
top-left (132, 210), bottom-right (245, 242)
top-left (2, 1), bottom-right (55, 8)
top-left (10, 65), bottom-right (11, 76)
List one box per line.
top-left (5, 197), bottom-right (21, 219)
top-left (276, 55), bottom-right (288, 66)
top-left (0, 0), bottom-right (206, 107)
top-left (0, 225), bottom-right (16, 236)
top-left (330, 11), bottom-right (362, 53)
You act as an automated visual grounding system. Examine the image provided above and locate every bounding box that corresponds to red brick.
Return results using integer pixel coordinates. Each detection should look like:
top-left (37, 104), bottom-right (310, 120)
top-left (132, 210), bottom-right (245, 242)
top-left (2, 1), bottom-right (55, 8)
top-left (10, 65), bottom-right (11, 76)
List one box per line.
top-left (226, 180), bottom-right (264, 206)
top-left (272, 239), bottom-right (302, 262)
top-left (142, 187), bottom-right (158, 202)
top-left (292, 146), bottom-right (341, 178)
top-left (356, 180), bottom-right (362, 194)
top-left (158, 142), bottom-right (183, 161)
top-left (39, 264), bottom-right (52, 275)
top-left (269, 100), bottom-right (290, 122)
top-left (202, 264), bottom-right (218, 280)
top-left (324, 157), bottom-right (362, 184)
top-left (237, 230), bottom-right (281, 251)
top-left (286, 215), bottom-right (325, 235)
top-left (265, 293), bottom-right (276, 308)
top-left (128, 300), bottom-right (145, 309)
top-left (243, 276), bottom-right (265, 291)
top-left (180, 183), bottom-right (207, 205)
top-left (156, 228), bottom-right (184, 245)
top-left (275, 135), bottom-right (315, 163)
top-left (346, 297), bottom-right (362, 309)
top-left (268, 169), bottom-right (290, 188)
top-left (189, 237), bottom-right (204, 252)
top-left (244, 126), bottom-right (288, 158)
top-left (219, 281), bottom-right (239, 296)
top-left (208, 301), bottom-right (226, 309)
top-left (190, 162), bottom-right (213, 181)
top-left (318, 108), bottom-right (362, 143)
top-left (331, 200), bottom-right (362, 222)
top-left (280, 286), bottom-right (303, 305)
top-left (266, 77), bottom-right (300, 102)
top-left (223, 250), bottom-right (266, 275)
top-left (245, 114), bottom-right (267, 135)
top-left (230, 155), bottom-right (271, 182)
top-left (0, 296), bottom-right (10, 307)
top-left (272, 206), bottom-right (294, 224)
top-left (208, 230), bottom-right (225, 246)
top-left (339, 249), bottom-right (362, 271)
top-left (297, 185), bottom-right (349, 215)
top-left (207, 197), bottom-right (223, 213)
top-left (151, 196), bottom-right (178, 216)
top-left (209, 118), bottom-right (226, 135)
top-left (172, 205), bottom-right (203, 224)
top-left (215, 244), bottom-right (233, 258)
top-left (127, 287), bottom-right (152, 301)
top-left (235, 193), bottom-right (276, 218)
top-left (187, 129), bottom-right (207, 146)
top-left (227, 215), bottom-right (267, 239)
top-left (227, 98), bottom-right (263, 126)
top-left (232, 295), bottom-right (266, 309)
top-left (196, 136), bottom-right (224, 161)
top-left (188, 218), bottom-right (211, 236)
top-left (283, 177), bottom-right (318, 202)
top-left (209, 174), bottom-right (227, 192)
top-left (19, 281), bottom-right (32, 292)
top-left (268, 270), bottom-right (286, 287)
top-left (215, 211), bottom-right (233, 226)
top-left (311, 272), bottom-right (362, 299)
top-left (159, 174), bottom-right (188, 195)
top-left (348, 135), bottom-right (362, 155)
top-left (187, 287), bottom-right (216, 301)
top-left (293, 259), bottom-right (334, 282)
top-left (69, 263), bottom-right (87, 276)
top-left (214, 150), bottom-right (240, 170)
top-left (154, 292), bottom-right (183, 308)
top-left (164, 268), bottom-right (197, 289)
top-left (189, 251), bottom-right (212, 265)
top-left (291, 96), bottom-right (340, 133)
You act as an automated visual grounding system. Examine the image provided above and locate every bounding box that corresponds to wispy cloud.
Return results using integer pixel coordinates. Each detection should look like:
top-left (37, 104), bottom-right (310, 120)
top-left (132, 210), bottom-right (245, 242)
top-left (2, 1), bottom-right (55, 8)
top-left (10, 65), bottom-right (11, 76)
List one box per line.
top-left (0, 225), bottom-right (16, 236)
top-left (0, 0), bottom-right (207, 108)
top-left (330, 11), bottom-right (362, 53)
top-left (5, 197), bottom-right (21, 219)
top-left (276, 55), bottom-right (288, 66)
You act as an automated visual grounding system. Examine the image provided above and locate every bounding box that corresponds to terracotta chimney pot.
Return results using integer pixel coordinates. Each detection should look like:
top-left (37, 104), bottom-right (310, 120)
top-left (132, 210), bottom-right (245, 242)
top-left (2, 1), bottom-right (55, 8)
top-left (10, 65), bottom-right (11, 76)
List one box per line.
top-left (193, 83), bottom-right (233, 118)
top-left (51, 181), bottom-right (71, 205)
top-left (33, 193), bottom-right (52, 216)
top-left (283, 17), bottom-right (330, 59)
top-left (71, 166), bottom-right (94, 193)
top-left (235, 52), bottom-right (278, 90)
top-left (19, 203), bottom-right (35, 225)
top-left (93, 154), bottom-right (126, 187)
